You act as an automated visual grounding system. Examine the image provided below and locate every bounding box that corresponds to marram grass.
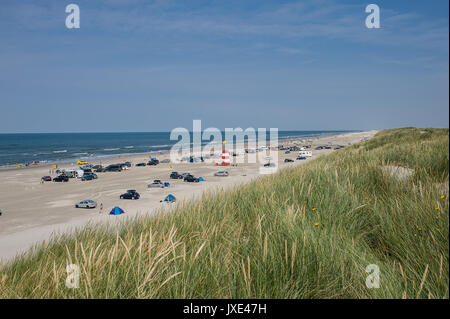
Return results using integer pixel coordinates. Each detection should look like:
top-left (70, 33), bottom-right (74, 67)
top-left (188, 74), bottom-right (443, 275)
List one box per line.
top-left (0, 127), bottom-right (448, 298)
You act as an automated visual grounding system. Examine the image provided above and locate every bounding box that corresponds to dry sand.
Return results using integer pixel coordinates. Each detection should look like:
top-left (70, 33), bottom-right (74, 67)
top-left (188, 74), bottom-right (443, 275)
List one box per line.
top-left (0, 130), bottom-right (377, 262)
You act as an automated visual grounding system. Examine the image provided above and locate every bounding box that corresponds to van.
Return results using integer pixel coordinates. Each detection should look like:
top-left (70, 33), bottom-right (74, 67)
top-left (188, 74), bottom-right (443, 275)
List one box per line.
top-left (105, 164), bottom-right (122, 172)
top-left (298, 151), bottom-right (312, 157)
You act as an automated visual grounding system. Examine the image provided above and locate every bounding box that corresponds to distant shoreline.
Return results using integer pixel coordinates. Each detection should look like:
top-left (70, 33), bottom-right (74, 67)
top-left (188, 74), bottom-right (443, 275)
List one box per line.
top-left (0, 130), bottom-right (359, 170)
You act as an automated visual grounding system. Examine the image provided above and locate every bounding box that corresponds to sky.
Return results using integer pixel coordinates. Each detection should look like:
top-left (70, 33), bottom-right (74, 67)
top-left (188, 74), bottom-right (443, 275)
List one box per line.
top-left (0, 0), bottom-right (448, 133)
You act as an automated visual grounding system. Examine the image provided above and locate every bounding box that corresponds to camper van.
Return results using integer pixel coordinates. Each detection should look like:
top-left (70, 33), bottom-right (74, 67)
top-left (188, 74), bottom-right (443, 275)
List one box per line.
top-left (298, 150), bottom-right (312, 157)
top-left (61, 169), bottom-right (84, 178)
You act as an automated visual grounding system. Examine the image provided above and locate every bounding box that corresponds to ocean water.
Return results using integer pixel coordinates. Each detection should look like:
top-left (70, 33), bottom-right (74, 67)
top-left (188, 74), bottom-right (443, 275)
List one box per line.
top-left (0, 131), bottom-right (354, 167)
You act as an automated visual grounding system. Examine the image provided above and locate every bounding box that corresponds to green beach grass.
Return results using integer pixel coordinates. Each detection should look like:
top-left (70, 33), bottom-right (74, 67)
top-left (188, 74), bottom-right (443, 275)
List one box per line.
top-left (0, 127), bottom-right (448, 298)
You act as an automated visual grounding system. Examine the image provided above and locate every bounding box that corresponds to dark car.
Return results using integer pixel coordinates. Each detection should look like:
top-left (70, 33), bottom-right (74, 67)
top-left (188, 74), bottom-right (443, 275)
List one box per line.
top-left (315, 146), bottom-right (324, 150)
top-left (284, 159), bottom-right (294, 163)
top-left (41, 176), bottom-right (52, 181)
top-left (92, 165), bottom-right (103, 170)
top-left (296, 156), bottom-right (307, 160)
top-left (324, 146), bottom-right (332, 149)
top-left (104, 165), bottom-right (122, 172)
top-left (147, 160), bottom-right (159, 166)
top-left (53, 175), bottom-right (69, 182)
top-left (124, 161), bottom-right (132, 168)
top-left (184, 175), bottom-right (199, 183)
top-left (120, 190), bottom-right (140, 200)
top-left (81, 174), bottom-right (95, 181)
top-left (170, 172), bottom-right (183, 179)
top-left (136, 163), bottom-right (146, 167)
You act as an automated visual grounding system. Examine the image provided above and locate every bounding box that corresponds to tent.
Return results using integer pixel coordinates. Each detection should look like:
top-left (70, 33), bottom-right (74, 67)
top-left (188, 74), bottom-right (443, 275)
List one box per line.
top-left (164, 182), bottom-right (170, 187)
top-left (109, 206), bottom-right (125, 215)
top-left (164, 194), bottom-right (176, 203)
top-left (198, 177), bottom-right (205, 181)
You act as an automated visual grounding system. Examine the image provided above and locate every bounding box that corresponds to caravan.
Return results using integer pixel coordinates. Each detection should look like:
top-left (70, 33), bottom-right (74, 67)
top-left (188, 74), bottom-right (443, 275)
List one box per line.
top-left (298, 150), bottom-right (312, 157)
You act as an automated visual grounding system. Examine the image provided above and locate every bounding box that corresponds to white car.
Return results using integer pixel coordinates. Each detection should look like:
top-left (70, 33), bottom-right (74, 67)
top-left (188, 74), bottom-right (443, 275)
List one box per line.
top-left (214, 171), bottom-right (229, 177)
top-left (75, 200), bottom-right (97, 209)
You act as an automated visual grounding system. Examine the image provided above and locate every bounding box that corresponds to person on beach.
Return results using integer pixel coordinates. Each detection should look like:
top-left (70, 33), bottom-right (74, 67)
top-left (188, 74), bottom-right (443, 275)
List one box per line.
top-left (99, 203), bottom-right (103, 214)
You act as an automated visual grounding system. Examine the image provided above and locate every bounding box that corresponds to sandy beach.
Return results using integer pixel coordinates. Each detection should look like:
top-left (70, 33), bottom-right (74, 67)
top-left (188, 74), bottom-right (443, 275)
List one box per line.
top-left (0, 130), bottom-right (377, 262)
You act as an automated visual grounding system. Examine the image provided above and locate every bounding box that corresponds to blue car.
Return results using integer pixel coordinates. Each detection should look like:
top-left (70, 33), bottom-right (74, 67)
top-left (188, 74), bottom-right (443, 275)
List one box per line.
top-left (81, 174), bottom-right (95, 181)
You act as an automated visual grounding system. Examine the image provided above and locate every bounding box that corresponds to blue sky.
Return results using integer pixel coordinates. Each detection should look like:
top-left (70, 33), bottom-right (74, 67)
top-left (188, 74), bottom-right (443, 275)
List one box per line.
top-left (0, 0), bottom-right (448, 133)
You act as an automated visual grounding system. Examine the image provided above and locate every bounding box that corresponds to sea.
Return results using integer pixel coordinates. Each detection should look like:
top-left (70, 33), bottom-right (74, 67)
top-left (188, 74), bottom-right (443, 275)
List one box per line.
top-left (0, 131), bottom-right (356, 167)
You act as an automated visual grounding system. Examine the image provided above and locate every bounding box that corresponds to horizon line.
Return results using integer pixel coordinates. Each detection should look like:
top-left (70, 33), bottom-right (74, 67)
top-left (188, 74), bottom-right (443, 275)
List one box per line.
top-left (0, 129), bottom-right (363, 135)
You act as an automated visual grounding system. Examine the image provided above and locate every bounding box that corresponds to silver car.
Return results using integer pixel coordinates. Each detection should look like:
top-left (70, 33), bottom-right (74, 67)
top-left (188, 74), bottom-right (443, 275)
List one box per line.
top-left (148, 182), bottom-right (165, 188)
top-left (75, 200), bottom-right (97, 209)
top-left (214, 171), bottom-right (229, 177)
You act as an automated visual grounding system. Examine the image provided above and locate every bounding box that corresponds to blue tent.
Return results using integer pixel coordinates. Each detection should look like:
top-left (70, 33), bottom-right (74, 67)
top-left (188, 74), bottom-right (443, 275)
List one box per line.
top-left (164, 182), bottom-right (170, 187)
top-left (109, 206), bottom-right (125, 215)
top-left (164, 194), bottom-right (176, 203)
top-left (198, 177), bottom-right (205, 181)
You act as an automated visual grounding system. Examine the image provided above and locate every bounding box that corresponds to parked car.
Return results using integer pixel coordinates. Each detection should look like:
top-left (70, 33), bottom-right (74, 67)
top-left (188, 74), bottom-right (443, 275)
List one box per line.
top-left (92, 165), bottom-right (103, 170)
top-left (214, 171), bottom-right (229, 177)
top-left (75, 200), bottom-right (97, 209)
top-left (41, 176), bottom-right (52, 181)
top-left (160, 159), bottom-right (170, 163)
top-left (136, 163), bottom-right (146, 167)
top-left (296, 156), bottom-right (307, 160)
top-left (264, 162), bottom-right (276, 167)
top-left (181, 172), bottom-right (192, 178)
top-left (124, 162), bottom-right (132, 167)
top-left (170, 172), bottom-right (183, 179)
top-left (147, 160), bottom-right (159, 166)
top-left (53, 175), bottom-right (69, 182)
top-left (315, 146), bottom-right (324, 150)
top-left (81, 174), bottom-right (95, 181)
top-left (120, 190), bottom-right (140, 200)
top-left (89, 172), bottom-right (98, 179)
top-left (184, 175), bottom-right (200, 182)
top-left (148, 181), bottom-right (165, 188)
top-left (104, 165), bottom-right (122, 172)
top-left (284, 159), bottom-right (294, 163)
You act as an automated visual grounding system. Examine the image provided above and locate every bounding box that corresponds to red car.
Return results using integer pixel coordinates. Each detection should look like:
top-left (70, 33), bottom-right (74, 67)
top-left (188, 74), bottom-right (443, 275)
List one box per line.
top-left (41, 176), bottom-right (52, 182)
